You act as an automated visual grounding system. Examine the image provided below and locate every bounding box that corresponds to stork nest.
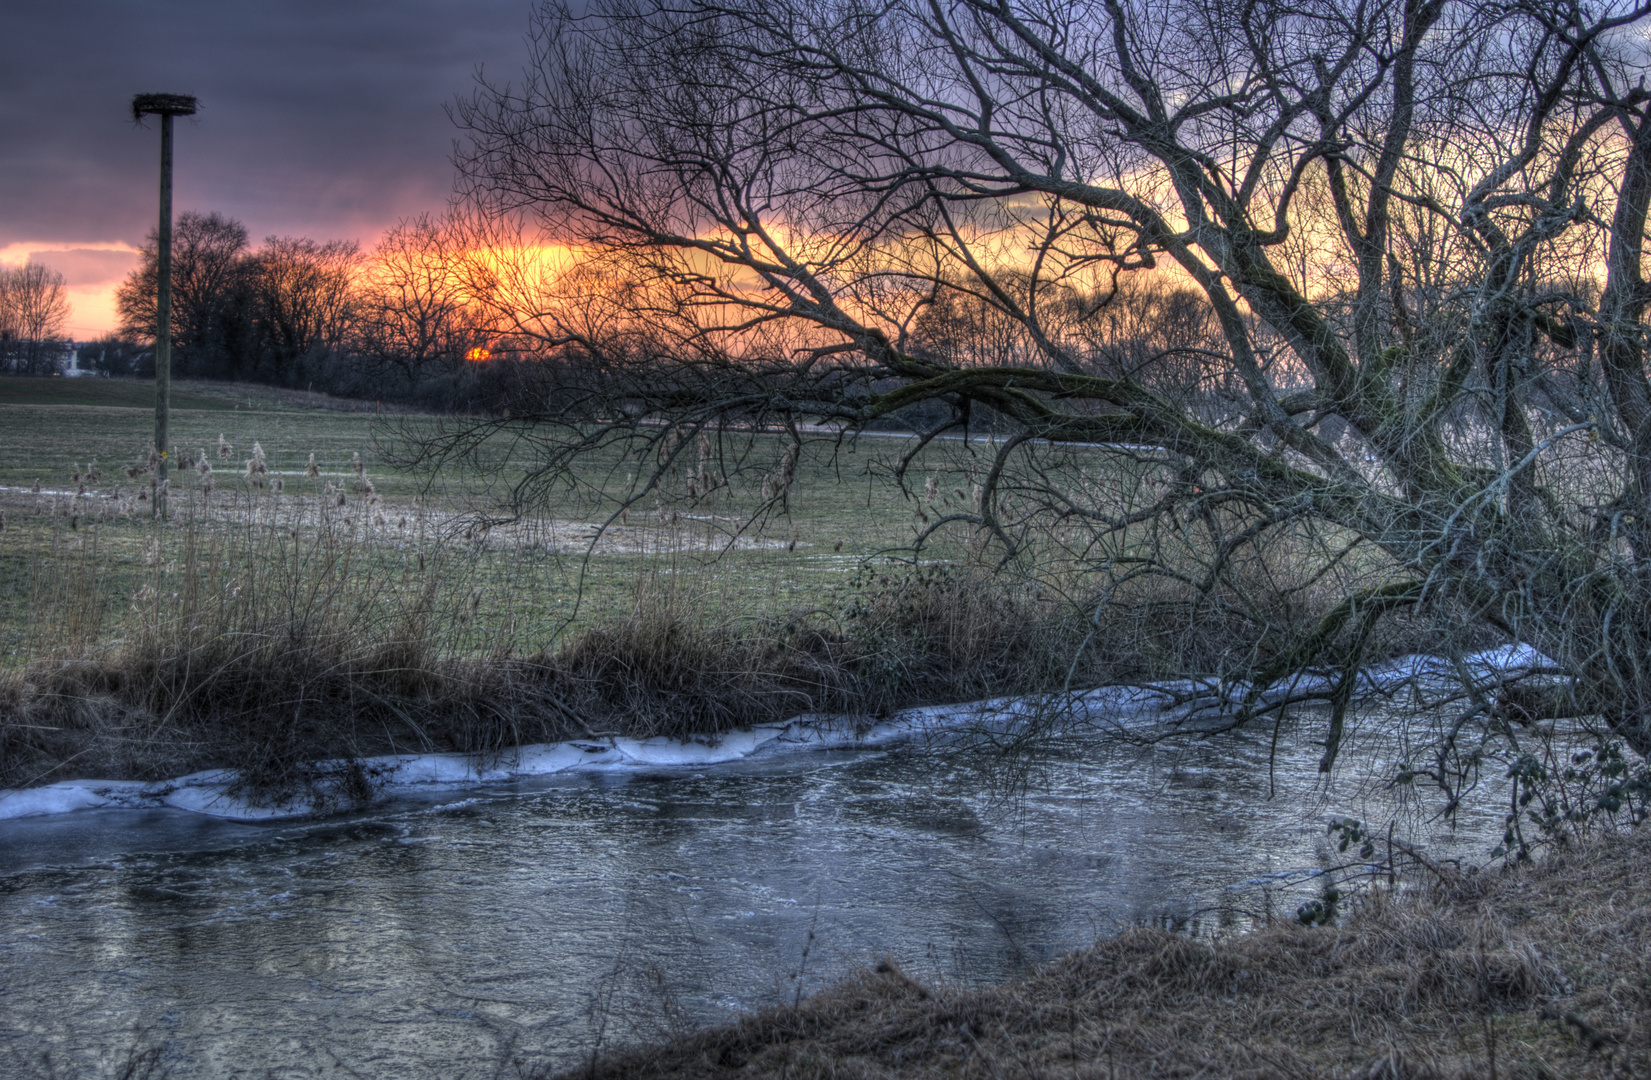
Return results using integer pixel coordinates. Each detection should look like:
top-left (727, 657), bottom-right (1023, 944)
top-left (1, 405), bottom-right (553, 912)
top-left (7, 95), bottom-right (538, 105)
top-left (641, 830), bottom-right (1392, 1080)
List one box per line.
top-left (131, 93), bottom-right (198, 120)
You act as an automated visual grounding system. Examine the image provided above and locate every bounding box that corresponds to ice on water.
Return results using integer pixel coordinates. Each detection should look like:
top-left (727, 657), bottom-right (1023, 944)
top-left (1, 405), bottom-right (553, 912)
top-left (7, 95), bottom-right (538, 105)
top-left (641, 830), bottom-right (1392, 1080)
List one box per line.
top-left (0, 645), bottom-right (1557, 823)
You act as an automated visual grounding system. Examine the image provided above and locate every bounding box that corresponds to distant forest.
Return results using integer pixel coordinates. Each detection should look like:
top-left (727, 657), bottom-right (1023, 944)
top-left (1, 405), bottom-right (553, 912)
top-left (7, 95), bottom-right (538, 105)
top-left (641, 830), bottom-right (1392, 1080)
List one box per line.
top-left (66, 211), bottom-right (536, 412)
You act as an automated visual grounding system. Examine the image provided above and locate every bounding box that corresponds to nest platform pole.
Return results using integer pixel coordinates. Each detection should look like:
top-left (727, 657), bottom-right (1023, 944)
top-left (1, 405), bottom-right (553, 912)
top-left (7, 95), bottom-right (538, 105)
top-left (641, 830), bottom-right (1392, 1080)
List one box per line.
top-left (131, 93), bottom-right (198, 520)
top-left (154, 111), bottom-right (173, 518)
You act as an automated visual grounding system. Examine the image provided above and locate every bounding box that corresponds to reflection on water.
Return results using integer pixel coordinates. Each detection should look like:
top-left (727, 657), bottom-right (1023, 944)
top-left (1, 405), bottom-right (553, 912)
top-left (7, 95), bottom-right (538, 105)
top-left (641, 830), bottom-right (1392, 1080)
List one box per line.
top-left (0, 714), bottom-right (1505, 1078)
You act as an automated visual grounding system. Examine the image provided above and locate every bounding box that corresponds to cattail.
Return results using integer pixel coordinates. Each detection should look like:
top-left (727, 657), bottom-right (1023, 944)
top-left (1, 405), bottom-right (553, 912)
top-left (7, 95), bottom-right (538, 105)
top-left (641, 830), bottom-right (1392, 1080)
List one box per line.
top-left (86, 459), bottom-right (100, 483)
top-left (972, 483), bottom-right (985, 510)
top-left (76, 484), bottom-right (87, 499)
top-left (373, 512), bottom-right (387, 528)
top-left (305, 452), bottom-right (320, 479)
top-left (124, 465), bottom-right (143, 481)
top-left (833, 539), bottom-right (843, 551)
top-left (337, 492), bottom-right (347, 507)
top-left (273, 477), bottom-right (284, 494)
top-left (71, 468), bottom-right (81, 484)
top-left (217, 434), bottom-right (232, 460)
top-left (686, 475), bottom-right (698, 499)
top-left (362, 478), bottom-right (375, 497)
top-left (148, 445), bottom-right (160, 471)
top-left (924, 475), bottom-right (939, 503)
top-left (352, 452), bottom-right (364, 479)
top-left (0, 510), bottom-right (6, 533)
top-left (246, 442), bottom-right (268, 488)
top-left (397, 516), bottom-right (407, 529)
top-left (324, 481), bottom-right (335, 495)
top-left (202, 476), bottom-right (214, 498)
top-left (762, 445), bottom-right (799, 509)
top-left (698, 433), bottom-right (711, 461)
top-left (31, 478), bottom-right (40, 494)
top-left (197, 451), bottom-right (211, 477)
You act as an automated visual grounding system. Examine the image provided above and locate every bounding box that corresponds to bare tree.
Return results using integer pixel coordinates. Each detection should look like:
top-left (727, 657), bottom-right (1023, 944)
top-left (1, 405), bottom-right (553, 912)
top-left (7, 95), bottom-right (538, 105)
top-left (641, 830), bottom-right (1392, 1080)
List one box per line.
top-left (116, 211), bottom-right (252, 377)
top-left (445, 0), bottom-right (1651, 790)
top-left (352, 214), bottom-right (493, 392)
top-left (0, 263), bottom-right (71, 374)
top-left (118, 220), bottom-right (367, 389)
top-left (246, 236), bottom-right (360, 388)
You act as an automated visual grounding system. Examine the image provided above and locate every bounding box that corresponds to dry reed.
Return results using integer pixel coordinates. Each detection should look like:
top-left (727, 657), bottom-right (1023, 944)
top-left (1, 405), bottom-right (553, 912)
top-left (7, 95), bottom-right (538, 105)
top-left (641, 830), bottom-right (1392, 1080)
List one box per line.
top-left (0, 518), bottom-right (1111, 800)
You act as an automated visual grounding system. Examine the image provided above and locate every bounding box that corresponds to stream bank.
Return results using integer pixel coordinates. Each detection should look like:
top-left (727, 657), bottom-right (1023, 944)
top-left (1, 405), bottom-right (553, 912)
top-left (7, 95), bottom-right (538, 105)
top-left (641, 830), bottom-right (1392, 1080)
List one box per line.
top-left (569, 826), bottom-right (1651, 1080)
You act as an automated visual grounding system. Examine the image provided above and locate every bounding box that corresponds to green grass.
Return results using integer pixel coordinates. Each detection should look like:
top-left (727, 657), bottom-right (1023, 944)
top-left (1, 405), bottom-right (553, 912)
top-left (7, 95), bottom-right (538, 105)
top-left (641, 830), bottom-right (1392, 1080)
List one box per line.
top-left (0, 375), bottom-right (1398, 672)
top-left (0, 376), bottom-right (233, 410)
top-left (0, 377), bottom-right (1002, 667)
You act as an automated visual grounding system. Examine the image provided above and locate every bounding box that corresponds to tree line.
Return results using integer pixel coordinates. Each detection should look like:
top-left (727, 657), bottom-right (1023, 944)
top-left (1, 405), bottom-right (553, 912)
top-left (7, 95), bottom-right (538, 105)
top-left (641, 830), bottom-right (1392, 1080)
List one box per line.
top-left (100, 210), bottom-right (514, 409)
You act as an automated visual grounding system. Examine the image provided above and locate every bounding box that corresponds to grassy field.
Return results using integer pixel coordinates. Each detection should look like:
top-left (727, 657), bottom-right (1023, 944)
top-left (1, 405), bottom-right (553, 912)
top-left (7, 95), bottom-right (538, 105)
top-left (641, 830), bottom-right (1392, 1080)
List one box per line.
top-left (2, 375), bottom-right (1084, 790)
top-left (0, 375), bottom-right (1404, 794)
top-left (0, 377), bottom-right (232, 410)
top-left (0, 376), bottom-right (999, 667)
top-left (0, 375), bottom-right (399, 412)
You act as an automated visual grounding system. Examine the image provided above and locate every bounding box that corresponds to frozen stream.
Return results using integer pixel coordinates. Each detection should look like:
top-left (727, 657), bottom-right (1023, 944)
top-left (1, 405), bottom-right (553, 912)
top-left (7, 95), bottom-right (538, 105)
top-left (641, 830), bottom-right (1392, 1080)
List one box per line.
top-left (0, 714), bottom-right (1506, 1078)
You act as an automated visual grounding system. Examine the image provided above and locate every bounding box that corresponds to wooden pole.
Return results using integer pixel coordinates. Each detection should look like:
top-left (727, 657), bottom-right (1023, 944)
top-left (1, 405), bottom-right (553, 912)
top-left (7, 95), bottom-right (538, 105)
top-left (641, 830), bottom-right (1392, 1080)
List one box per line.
top-left (132, 93), bottom-right (196, 520)
top-left (154, 112), bottom-right (173, 519)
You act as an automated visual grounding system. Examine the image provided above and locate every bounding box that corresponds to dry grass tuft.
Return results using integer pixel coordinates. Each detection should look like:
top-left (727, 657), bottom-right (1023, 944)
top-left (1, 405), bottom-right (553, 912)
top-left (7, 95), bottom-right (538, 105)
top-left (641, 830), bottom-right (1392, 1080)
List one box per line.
top-left (564, 828), bottom-right (1651, 1080)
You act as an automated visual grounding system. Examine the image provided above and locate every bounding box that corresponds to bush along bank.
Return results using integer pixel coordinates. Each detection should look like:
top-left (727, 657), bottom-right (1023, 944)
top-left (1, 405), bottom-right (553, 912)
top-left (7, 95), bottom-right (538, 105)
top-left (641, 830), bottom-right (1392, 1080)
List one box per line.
top-left (0, 564), bottom-right (1123, 804)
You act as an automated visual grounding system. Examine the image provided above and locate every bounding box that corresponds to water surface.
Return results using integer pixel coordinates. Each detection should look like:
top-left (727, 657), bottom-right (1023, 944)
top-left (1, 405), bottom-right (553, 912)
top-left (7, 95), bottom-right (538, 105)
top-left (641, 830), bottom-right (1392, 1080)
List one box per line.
top-left (0, 716), bottom-right (1503, 1078)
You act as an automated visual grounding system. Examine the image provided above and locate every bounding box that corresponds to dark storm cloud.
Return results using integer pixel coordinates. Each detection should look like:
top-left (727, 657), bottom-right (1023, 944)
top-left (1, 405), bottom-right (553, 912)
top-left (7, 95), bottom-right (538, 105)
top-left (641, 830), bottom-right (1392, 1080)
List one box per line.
top-left (0, 0), bottom-right (535, 250)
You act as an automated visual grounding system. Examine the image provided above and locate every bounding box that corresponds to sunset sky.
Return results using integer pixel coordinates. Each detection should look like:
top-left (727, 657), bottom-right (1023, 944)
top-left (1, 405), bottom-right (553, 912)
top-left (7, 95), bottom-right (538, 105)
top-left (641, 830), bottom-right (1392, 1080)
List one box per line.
top-left (1, 0), bottom-right (535, 338)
